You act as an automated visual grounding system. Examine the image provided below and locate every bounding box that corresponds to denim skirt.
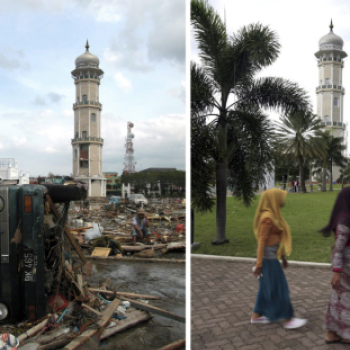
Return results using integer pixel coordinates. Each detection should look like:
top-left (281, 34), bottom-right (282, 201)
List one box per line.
top-left (253, 258), bottom-right (294, 321)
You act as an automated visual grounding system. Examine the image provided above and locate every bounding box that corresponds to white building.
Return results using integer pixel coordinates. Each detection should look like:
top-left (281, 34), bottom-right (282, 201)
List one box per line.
top-left (0, 158), bottom-right (29, 185)
top-left (71, 41), bottom-right (107, 197)
top-left (315, 20), bottom-right (347, 181)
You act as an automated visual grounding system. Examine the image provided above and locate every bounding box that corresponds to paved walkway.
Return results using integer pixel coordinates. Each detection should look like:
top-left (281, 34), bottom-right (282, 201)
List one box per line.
top-left (191, 256), bottom-right (348, 350)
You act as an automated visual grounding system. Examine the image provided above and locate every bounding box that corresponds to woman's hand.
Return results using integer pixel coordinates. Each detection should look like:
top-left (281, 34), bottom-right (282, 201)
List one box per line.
top-left (281, 255), bottom-right (288, 269)
top-left (252, 266), bottom-right (262, 278)
top-left (332, 272), bottom-right (341, 289)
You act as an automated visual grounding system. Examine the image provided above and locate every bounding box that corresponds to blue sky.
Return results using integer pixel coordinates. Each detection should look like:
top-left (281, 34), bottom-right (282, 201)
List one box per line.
top-left (191, 0), bottom-right (350, 155)
top-left (0, 0), bottom-right (185, 177)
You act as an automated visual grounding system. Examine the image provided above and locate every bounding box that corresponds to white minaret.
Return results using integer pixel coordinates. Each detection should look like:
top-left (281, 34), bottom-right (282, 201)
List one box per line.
top-left (315, 20), bottom-right (348, 180)
top-left (71, 41), bottom-right (106, 197)
top-left (123, 122), bottom-right (136, 174)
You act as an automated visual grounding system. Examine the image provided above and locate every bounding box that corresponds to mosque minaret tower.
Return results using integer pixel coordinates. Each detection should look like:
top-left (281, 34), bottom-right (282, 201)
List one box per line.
top-left (71, 41), bottom-right (106, 197)
top-left (315, 20), bottom-right (348, 180)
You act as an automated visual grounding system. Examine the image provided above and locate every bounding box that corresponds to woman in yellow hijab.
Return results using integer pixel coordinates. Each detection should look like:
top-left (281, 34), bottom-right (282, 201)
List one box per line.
top-left (251, 188), bottom-right (307, 329)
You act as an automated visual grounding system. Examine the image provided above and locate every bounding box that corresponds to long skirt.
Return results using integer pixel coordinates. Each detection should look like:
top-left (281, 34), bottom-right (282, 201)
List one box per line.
top-left (253, 258), bottom-right (294, 321)
top-left (324, 270), bottom-right (350, 339)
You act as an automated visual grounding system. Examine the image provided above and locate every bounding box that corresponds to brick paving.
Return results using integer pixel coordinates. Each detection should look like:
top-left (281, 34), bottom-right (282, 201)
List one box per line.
top-left (191, 256), bottom-right (349, 350)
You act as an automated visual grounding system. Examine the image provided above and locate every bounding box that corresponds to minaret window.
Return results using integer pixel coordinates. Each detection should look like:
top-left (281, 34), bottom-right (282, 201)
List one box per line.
top-left (77, 96), bottom-right (80, 102)
top-left (82, 131), bottom-right (88, 139)
top-left (75, 132), bottom-right (78, 138)
top-left (334, 97), bottom-right (339, 107)
top-left (82, 95), bottom-right (88, 103)
top-left (74, 150), bottom-right (78, 159)
top-left (91, 113), bottom-right (96, 122)
top-left (324, 115), bottom-right (330, 123)
top-left (325, 78), bottom-right (331, 85)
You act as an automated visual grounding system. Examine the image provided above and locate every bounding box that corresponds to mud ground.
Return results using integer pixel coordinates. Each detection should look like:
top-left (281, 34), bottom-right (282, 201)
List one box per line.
top-left (85, 259), bottom-right (185, 350)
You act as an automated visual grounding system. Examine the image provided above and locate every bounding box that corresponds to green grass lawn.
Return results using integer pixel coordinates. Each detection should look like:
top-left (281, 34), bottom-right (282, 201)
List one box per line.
top-left (193, 190), bottom-right (343, 263)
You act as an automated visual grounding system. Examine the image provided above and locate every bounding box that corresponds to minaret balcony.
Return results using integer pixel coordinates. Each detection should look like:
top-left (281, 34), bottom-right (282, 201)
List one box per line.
top-left (71, 137), bottom-right (104, 145)
top-left (73, 101), bottom-right (102, 110)
top-left (72, 74), bottom-right (101, 82)
top-left (316, 85), bottom-right (345, 93)
top-left (321, 121), bottom-right (346, 128)
top-left (318, 57), bottom-right (342, 62)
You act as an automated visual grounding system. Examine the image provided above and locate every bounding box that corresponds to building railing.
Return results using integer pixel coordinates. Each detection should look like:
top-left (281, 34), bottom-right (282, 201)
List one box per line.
top-left (73, 101), bottom-right (102, 108)
top-left (321, 121), bottom-right (346, 128)
top-left (72, 74), bottom-right (103, 81)
top-left (318, 57), bottom-right (342, 62)
top-left (316, 85), bottom-right (345, 92)
top-left (71, 137), bottom-right (104, 142)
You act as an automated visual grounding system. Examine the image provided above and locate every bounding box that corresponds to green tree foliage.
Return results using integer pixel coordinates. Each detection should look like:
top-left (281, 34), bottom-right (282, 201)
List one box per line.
top-left (275, 111), bottom-right (326, 193)
top-left (191, 0), bottom-right (310, 244)
top-left (121, 170), bottom-right (185, 196)
top-left (313, 131), bottom-right (347, 191)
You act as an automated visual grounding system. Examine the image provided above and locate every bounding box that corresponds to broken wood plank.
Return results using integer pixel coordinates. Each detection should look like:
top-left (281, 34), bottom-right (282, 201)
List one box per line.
top-left (82, 303), bottom-right (102, 317)
top-left (76, 274), bottom-right (85, 298)
top-left (157, 339), bottom-right (186, 350)
top-left (122, 297), bottom-right (185, 323)
top-left (38, 328), bottom-right (71, 345)
top-left (88, 288), bottom-right (161, 300)
top-left (122, 244), bottom-right (167, 252)
top-left (91, 247), bottom-right (111, 257)
top-left (38, 335), bottom-right (72, 350)
top-left (45, 194), bottom-right (87, 264)
top-left (100, 309), bottom-right (152, 340)
top-left (62, 298), bottom-right (120, 350)
top-left (70, 226), bottom-right (93, 232)
top-left (18, 314), bottom-right (54, 343)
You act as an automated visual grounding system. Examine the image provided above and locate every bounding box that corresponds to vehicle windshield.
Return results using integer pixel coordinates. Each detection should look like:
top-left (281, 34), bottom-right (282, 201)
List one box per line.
top-left (134, 194), bottom-right (145, 199)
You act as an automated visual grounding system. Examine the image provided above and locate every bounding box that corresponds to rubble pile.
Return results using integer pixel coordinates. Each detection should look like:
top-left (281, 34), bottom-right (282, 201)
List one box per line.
top-left (0, 193), bottom-right (185, 350)
top-left (68, 198), bottom-right (186, 261)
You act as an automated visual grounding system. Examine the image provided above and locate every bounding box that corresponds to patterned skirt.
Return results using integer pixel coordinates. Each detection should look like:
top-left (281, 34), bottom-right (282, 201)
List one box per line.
top-left (324, 266), bottom-right (350, 339)
top-left (254, 258), bottom-right (294, 322)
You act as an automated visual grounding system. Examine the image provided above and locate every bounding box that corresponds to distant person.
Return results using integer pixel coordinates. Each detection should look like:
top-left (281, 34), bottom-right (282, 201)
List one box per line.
top-left (251, 188), bottom-right (307, 329)
top-left (131, 209), bottom-right (153, 245)
top-left (296, 181), bottom-right (299, 192)
top-left (320, 187), bottom-right (350, 344)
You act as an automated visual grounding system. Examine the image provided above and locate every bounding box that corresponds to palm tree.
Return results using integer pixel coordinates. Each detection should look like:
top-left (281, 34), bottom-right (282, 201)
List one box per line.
top-left (275, 111), bottom-right (326, 193)
top-left (191, 0), bottom-right (310, 244)
top-left (313, 131), bottom-right (347, 191)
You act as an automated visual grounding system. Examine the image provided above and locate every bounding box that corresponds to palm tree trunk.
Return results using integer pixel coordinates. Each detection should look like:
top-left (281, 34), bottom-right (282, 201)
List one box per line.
top-left (322, 167), bottom-right (326, 192)
top-left (299, 156), bottom-right (306, 193)
top-left (213, 160), bottom-right (229, 245)
top-left (329, 159), bottom-right (333, 191)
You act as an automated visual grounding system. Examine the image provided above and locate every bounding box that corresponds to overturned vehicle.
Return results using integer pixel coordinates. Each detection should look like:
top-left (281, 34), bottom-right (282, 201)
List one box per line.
top-left (0, 183), bottom-right (86, 323)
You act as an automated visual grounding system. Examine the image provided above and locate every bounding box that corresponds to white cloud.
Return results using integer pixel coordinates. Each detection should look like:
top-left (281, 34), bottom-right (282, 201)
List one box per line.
top-left (44, 147), bottom-right (59, 153)
top-left (114, 73), bottom-right (132, 92)
top-left (12, 137), bottom-right (27, 147)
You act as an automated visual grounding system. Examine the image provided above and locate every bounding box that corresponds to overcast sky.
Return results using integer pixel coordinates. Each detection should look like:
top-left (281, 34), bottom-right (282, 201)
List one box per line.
top-left (191, 0), bottom-right (350, 154)
top-left (0, 0), bottom-right (185, 177)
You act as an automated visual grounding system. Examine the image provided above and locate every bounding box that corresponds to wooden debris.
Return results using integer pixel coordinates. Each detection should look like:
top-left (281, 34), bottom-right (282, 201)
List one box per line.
top-left (38, 328), bottom-right (71, 345)
top-left (157, 339), bottom-right (186, 350)
top-left (134, 248), bottom-right (155, 258)
top-left (18, 314), bottom-right (55, 343)
top-left (122, 298), bottom-right (185, 323)
top-left (62, 298), bottom-right (121, 350)
top-left (91, 247), bottom-right (111, 257)
top-left (46, 194), bottom-right (87, 264)
top-left (100, 309), bottom-right (152, 340)
top-left (39, 335), bottom-right (72, 350)
top-left (88, 288), bottom-right (161, 300)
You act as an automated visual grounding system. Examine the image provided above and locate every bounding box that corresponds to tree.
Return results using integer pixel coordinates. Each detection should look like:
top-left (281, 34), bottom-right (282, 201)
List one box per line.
top-left (191, 0), bottom-right (310, 244)
top-left (275, 111), bottom-right (326, 193)
top-left (339, 160), bottom-right (350, 186)
top-left (313, 131), bottom-right (347, 191)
